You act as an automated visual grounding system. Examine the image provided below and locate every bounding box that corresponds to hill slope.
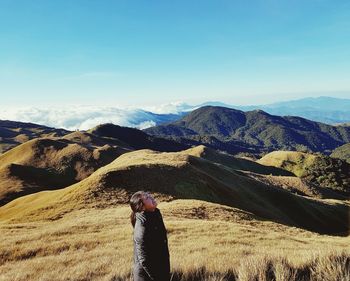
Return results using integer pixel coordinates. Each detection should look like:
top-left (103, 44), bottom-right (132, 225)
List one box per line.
top-left (88, 123), bottom-right (189, 152)
top-left (331, 143), bottom-right (350, 164)
top-left (144, 106), bottom-right (350, 155)
top-left (258, 151), bottom-right (350, 197)
top-left (1, 198), bottom-right (349, 281)
top-left (0, 120), bottom-right (70, 154)
top-left (0, 146), bottom-right (348, 235)
top-left (0, 133), bottom-right (130, 205)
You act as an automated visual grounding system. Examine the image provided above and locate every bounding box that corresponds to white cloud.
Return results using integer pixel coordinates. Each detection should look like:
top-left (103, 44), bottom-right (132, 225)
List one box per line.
top-left (141, 101), bottom-right (194, 114)
top-left (135, 120), bottom-right (157, 130)
top-left (0, 103), bottom-right (190, 131)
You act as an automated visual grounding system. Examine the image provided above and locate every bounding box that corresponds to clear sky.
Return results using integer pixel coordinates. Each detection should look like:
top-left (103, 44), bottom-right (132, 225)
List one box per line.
top-left (1, 0), bottom-right (350, 107)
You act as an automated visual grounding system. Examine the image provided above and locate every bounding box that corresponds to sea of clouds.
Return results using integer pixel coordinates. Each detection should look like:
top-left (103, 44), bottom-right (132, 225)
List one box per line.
top-left (0, 102), bottom-right (195, 131)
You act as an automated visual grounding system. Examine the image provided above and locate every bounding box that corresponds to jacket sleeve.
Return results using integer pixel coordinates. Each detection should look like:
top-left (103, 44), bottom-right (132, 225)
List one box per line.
top-left (134, 221), bottom-right (156, 280)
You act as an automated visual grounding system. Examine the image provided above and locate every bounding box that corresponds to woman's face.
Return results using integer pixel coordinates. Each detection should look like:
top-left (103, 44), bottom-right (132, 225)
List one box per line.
top-left (142, 192), bottom-right (157, 212)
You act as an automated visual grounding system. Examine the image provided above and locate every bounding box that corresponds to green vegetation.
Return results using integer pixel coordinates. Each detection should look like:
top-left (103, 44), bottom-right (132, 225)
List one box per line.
top-left (258, 151), bottom-right (350, 195)
top-left (304, 154), bottom-right (350, 193)
top-left (258, 151), bottom-right (317, 177)
top-left (331, 143), bottom-right (350, 164)
top-left (145, 106), bottom-right (350, 155)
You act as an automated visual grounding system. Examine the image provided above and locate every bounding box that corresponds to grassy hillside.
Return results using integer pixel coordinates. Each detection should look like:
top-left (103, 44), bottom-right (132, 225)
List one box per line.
top-left (0, 121), bottom-right (191, 206)
top-left (258, 151), bottom-right (350, 197)
top-left (0, 120), bottom-right (70, 154)
top-left (1, 145), bottom-right (349, 280)
top-left (0, 133), bottom-right (130, 206)
top-left (144, 106), bottom-right (350, 155)
top-left (257, 151), bottom-right (317, 177)
top-left (331, 143), bottom-right (350, 164)
top-left (189, 145), bottom-right (293, 176)
top-left (0, 200), bottom-right (349, 281)
top-left (0, 146), bottom-right (348, 234)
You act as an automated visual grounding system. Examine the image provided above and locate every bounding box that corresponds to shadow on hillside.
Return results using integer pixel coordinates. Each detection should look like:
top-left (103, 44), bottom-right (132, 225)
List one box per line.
top-left (0, 164), bottom-right (77, 207)
top-left (101, 161), bottom-right (350, 237)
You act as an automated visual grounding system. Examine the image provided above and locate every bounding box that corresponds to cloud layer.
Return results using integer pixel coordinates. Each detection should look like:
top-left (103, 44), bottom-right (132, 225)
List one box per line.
top-left (0, 103), bottom-right (193, 131)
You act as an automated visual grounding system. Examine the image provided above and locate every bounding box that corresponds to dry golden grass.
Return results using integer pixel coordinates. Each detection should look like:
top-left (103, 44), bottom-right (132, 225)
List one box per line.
top-left (186, 146), bottom-right (293, 177)
top-left (1, 147), bottom-right (348, 235)
top-left (0, 199), bottom-right (349, 281)
top-left (247, 173), bottom-right (320, 198)
top-left (0, 136), bottom-right (129, 206)
top-left (1, 146), bottom-right (349, 280)
top-left (0, 122), bottom-right (68, 154)
top-left (257, 151), bottom-right (317, 177)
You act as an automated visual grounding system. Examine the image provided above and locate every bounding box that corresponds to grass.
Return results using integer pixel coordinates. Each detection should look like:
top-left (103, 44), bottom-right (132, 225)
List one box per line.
top-left (0, 200), bottom-right (349, 281)
top-left (0, 146), bottom-right (349, 280)
top-left (0, 147), bottom-right (348, 235)
top-left (257, 151), bottom-right (317, 177)
top-left (0, 136), bottom-right (128, 206)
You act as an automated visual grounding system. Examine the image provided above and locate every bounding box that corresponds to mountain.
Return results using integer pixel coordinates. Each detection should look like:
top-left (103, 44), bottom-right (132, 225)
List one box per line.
top-left (88, 123), bottom-right (189, 152)
top-left (3, 97), bottom-right (349, 134)
top-left (198, 97), bottom-right (350, 124)
top-left (0, 120), bottom-right (190, 154)
top-left (181, 97), bottom-right (350, 124)
top-left (144, 106), bottom-right (350, 155)
top-left (331, 143), bottom-right (350, 164)
top-left (227, 96), bottom-right (350, 124)
top-left (0, 120), bottom-right (70, 154)
top-left (0, 145), bottom-right (348, 235)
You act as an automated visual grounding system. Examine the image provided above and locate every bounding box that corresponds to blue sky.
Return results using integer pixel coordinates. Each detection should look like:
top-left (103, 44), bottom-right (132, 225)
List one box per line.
top-left (1, 0), bottom-right (350, 107)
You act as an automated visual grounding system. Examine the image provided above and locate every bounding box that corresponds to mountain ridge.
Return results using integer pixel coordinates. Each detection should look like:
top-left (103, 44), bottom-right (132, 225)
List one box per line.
top-left (144, 106), bottom-right (350, 155)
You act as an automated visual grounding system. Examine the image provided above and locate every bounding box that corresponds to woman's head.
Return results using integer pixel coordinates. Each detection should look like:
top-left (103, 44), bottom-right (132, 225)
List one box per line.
top-left (129, 191), bottom-right (157, 227)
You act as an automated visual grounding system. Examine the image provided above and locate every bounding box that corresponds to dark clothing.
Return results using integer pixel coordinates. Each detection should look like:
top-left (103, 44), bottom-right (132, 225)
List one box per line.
top-left (133, 208), bottom-right (170, 281)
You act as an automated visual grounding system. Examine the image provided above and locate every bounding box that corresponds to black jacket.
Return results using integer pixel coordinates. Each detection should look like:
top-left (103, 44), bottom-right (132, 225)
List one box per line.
top-left (133, 208), bottom-right (170, 281)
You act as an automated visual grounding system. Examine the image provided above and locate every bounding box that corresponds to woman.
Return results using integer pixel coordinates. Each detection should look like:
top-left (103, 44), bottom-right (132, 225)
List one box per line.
top-left (130, 191), bottom-right (170, 281)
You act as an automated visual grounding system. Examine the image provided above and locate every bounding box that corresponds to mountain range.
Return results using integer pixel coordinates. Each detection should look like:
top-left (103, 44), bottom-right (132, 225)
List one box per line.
top-left (1, 105), bottom-right (349, 236)
top-left (230, 96), bottom-right (350, 125)
top-left (2, 97), bottom-right (350, 133)
top-left (144, 106), bottom-right (350, 155)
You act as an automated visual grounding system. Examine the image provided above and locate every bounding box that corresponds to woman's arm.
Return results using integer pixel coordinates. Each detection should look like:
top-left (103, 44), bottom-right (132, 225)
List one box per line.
top-left (134, 221), bottom-right (156, 280)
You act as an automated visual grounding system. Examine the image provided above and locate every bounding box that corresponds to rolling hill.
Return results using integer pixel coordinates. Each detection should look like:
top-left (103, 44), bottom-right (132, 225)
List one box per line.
top-left (258, 151), bottom-right (350, 198)
top-left (0, 145), bottom-right (348, 235)
top-left (0, 120), bottom-right (190, 155)
top-left (0, 121), bottom-right (193, 206)
top-left (144, 106), bottom-right (350, 155)
top-left (0, 120), bottom-right (70, 154)
top-left (0, 132), bottom-right (131, 206)
top-left (88, 123), bottom-right (189, 152)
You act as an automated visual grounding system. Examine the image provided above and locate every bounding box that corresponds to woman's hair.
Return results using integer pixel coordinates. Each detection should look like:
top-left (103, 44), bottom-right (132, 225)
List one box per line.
top-left (129, 191), bottom-right (146, 228)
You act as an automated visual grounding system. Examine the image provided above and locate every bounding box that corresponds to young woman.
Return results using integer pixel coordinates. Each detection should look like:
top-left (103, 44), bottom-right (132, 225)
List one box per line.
top-left (130, 191), bottom-right (170, 281)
